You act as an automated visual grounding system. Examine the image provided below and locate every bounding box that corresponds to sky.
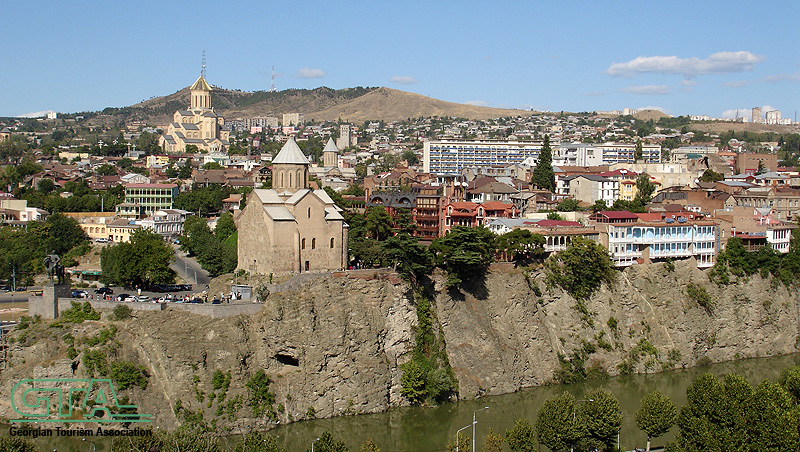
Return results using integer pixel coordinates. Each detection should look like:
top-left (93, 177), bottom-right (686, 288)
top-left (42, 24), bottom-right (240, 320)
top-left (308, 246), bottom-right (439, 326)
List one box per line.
top-left (1, 1), bottom-right (798, 120)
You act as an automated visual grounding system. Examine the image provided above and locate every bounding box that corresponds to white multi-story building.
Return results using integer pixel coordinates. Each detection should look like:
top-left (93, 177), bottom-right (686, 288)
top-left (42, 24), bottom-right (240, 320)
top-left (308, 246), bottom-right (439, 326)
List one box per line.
top-left (139, 209), bottom-right (192, 241)
top-left (423, 139), bottom-right (545, 173)
top-left (594, 143), bottom-right (661, 164)
top-left (765, 110), bottom-right (782, 125)
top-left (553, 143), bottom-right (603, 167)
top-left (594, 213), bottom-right (718, 268)
top-left (425, 140), bottom-right (661, 174)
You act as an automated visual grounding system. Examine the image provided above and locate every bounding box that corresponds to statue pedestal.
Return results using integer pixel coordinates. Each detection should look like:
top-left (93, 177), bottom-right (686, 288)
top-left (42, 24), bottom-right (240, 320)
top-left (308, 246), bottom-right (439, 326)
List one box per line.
top-left (41, 283), bottom-right (71, 319)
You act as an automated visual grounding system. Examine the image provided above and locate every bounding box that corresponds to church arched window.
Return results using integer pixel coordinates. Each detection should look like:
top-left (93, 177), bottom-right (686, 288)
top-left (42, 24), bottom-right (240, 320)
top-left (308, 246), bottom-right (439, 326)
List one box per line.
top-left (301, 238), bottom-right (306, 249)
top-left (296, 170), bottom-right (301, 187)
top-left (307, 207), bottom-right (311, 218)
top-left (330, 237), bottom-right (334, 248)
top-left (312, 238), bottom-right (316, 249)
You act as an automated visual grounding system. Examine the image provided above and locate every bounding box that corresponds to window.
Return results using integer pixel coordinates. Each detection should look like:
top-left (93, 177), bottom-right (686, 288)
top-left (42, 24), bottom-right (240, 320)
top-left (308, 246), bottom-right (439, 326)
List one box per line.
top-left (312, 238), bottom-right (316, 249)
top-left (330, 238), bottom-right (334, 248)
top-left (308, 207), bottom-right (311, 218)
top-left (301, 238), bottom-right (306, 249)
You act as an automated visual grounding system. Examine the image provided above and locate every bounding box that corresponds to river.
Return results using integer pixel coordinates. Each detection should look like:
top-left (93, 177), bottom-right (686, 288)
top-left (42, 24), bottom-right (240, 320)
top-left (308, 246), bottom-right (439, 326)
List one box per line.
top-left (7, 353), bottom-right (800, 452)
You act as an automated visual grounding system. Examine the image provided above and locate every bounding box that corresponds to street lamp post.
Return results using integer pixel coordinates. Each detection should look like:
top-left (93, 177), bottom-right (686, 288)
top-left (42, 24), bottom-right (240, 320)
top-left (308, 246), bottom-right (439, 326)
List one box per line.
top-left (456, 423), bottom-right (472, 452)
top-left (571, 399), bottom-right (594, 452)
top-left (473, 406), bottom-right (489, 452)
top-left (312, 437), bottom-right (320, 452)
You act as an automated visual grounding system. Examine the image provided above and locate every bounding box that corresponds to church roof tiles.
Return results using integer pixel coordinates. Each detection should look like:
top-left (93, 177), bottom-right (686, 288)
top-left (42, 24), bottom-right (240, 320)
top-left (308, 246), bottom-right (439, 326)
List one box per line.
top-left (272, 138), bottom-right (310, 165)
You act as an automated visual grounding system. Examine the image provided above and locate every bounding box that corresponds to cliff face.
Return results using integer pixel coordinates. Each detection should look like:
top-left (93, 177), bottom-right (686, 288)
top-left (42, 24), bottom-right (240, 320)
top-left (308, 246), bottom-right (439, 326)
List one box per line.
top-left (437, 260), bottom-right (800, 398)
top-left (2, 262), bottom-right (799, 430)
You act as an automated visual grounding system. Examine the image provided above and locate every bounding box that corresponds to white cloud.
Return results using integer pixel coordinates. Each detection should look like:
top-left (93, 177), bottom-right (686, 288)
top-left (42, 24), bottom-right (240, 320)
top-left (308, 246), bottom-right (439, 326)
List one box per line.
top-left (637, 106), bottom-right (671, 115)
top-left (620, 85), bottom-right (671, 95)
top-left (605, 51), bottom-right (765, 78)
top-left (18, 110), bottom-right (54, 118)
top-left (390, 75), bottom-right (417, 85)
top-left (464, 100), bottom-right (489, 107)
top-left (295, 68), bottom-right (325, 79)
top-left (724, 72), bottom-right (800, 88)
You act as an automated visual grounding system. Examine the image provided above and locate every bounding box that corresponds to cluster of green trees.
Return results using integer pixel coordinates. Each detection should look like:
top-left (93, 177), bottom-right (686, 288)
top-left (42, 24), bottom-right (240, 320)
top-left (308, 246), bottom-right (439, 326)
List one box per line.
top-left (180, 211), bottom-right (238, 276)
top-left (100, 229), bottom-right (177, 289)
top-left (475, 365), bottom-right (800, 452)
top-left (709, 234), bottom-right (800, 287)
top-left (174, 184), bottom-right (248, 216)
top-left (0, 213), bottom-right (88, 284)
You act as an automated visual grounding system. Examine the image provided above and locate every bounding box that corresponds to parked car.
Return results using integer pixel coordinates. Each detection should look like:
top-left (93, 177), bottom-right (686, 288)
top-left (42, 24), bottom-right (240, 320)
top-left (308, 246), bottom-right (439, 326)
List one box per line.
top-left (0, 285), bottom-right (10, 292)
top-left (71, 290), bottom-right (89, 299)
top-left (211, 299), bottom-right (221, 304)
top-left (94, 238), bottom-right (109, 243)
top-left (94, 287), bottom-right (114, 295)
top-left (190, 298), bottom-right (203, 304)
top-left (135, 296), bottom-right (150, 303)
top-left (116, 293), bottom-right (132, 302)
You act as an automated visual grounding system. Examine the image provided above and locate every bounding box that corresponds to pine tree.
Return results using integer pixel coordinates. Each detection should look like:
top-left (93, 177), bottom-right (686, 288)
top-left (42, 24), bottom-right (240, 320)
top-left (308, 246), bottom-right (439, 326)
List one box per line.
top-left (531, 135), bottom-right (555, 192)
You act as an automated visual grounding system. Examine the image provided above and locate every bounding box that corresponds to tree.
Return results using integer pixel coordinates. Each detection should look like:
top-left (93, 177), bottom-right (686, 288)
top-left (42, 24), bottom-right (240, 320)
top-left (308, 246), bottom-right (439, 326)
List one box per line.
top-left (37, 178), bottom-right (55, 194)
top-left (556, 198), bottom-right (581, 212)
top-left (531, 135), bottom-right (555, 192)
top-left (745, 380), bottom-right (800, 452)
top-left (634, 173), bottom-right (656, 205)
top-left (699, 169), bottom-right (724, 183)
top-left (591, 200), bottom-right (608, 211)
top-left (100, 229), bottom-right (176, 288)
top-left (203, 161), bottom-right (224, 170)
top-left (0, 435), bottom-right (40, 452)
top-left (578, 389), bottom-right (622, 452)
top-left (401, 149), bottom-right (419, 165)
top-left (429, 226), bottom-right (497, 287)
top-left (496, 229), bottom-right (545, 266)
top-left (756, 160), bottom-right (767, 175)
top-left (779, 365), bottom-right (800, 403)
top-left (136, 131), bottom-right (161, 155)
top-left (446, 432), bottom-right (471, 452)
top-left (399, 359), bottom-right (427, 404)
top-left (360, 438), bottom-right (380, 452)
top-left (635, 139), bottom-right (643, 162)
top-left (545, 237), bottom-right (616, 301)
top-left (214, 211), bottom-right (236, 241)
top-left (365, 206), bottom-right (393, 240)
top-left (636, 391), bottom-right (677, 451)
top-left (536, 392), bottom-right (577, 452)
top-left (483, 428), bottom-right (504, 452)
top-left (382, 233), bottom-right (432, 282)
top-left (505, 418), bottom-right (536, 452)
top-left (235, 432), bottom-right (285, 452)
top-left (308, 431), bottom-right (349, 452)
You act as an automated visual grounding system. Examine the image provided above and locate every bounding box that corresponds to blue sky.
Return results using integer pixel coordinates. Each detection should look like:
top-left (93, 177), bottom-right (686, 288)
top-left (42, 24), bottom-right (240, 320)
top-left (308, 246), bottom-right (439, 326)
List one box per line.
top-left (1, 0), bottom-right (798, 120)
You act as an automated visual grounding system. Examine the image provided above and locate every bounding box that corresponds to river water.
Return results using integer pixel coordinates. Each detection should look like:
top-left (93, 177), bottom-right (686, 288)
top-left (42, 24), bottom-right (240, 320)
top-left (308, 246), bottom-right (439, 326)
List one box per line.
top-left (8, 353), bottom-right (800, 452)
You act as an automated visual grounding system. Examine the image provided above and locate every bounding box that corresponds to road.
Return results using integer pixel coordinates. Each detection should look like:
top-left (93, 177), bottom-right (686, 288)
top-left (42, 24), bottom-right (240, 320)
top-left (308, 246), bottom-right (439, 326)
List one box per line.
top-left (170, 245), bottom-right (211, 287)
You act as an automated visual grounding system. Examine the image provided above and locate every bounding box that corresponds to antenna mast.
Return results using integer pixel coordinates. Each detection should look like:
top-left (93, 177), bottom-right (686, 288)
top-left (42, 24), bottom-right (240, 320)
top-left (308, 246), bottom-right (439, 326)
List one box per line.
top-left (270, 65), bottom-right (277, 92)
top-left (201, 50), bottom-right (207, 78)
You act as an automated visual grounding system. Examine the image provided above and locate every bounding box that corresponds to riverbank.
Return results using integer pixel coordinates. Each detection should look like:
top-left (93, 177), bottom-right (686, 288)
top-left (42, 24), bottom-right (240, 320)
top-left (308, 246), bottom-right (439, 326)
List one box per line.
top-left (7, 353), bottom-right (800, 451)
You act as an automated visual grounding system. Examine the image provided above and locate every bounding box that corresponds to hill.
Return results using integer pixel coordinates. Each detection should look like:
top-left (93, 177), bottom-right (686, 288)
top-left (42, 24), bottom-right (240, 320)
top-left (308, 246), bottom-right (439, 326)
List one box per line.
top-left (309, 87), bottom-right (534, 122)
top-left (98, 86), bottom-right (534, 126)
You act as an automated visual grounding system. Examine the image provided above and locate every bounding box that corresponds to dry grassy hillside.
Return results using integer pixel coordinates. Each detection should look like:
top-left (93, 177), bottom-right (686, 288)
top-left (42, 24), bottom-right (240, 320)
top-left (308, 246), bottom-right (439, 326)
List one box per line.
top-left (308, 87), bottom-right (534, 122)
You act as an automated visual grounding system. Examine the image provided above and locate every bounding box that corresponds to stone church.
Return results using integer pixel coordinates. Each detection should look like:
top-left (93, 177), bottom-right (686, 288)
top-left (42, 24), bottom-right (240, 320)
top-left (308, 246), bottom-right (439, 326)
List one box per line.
top-left (160, 75), bottom-right (230, 153)
top-left (236, 138), bottom-right (349, 275)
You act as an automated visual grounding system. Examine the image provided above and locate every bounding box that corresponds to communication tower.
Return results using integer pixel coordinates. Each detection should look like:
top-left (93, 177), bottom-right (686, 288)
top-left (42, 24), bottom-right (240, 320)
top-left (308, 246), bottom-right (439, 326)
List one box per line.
top-left (270, 66), bottom-right (277, 92)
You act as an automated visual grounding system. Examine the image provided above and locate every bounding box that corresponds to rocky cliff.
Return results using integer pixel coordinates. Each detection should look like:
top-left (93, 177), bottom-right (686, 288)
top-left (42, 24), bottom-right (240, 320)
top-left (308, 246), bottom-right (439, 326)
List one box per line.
top-left (1, 261), bottom-right (799, 430)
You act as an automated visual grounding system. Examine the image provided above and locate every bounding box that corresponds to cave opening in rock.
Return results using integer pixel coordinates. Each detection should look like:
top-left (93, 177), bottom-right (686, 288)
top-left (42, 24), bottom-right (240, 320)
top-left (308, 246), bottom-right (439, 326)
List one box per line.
top-left (275, 353), bottom-right (299, 366)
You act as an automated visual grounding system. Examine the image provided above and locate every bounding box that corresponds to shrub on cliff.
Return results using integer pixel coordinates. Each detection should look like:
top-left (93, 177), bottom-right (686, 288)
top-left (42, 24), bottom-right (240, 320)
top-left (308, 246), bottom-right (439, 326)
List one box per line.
top-left (545, 237), bottom-right (616, 301)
